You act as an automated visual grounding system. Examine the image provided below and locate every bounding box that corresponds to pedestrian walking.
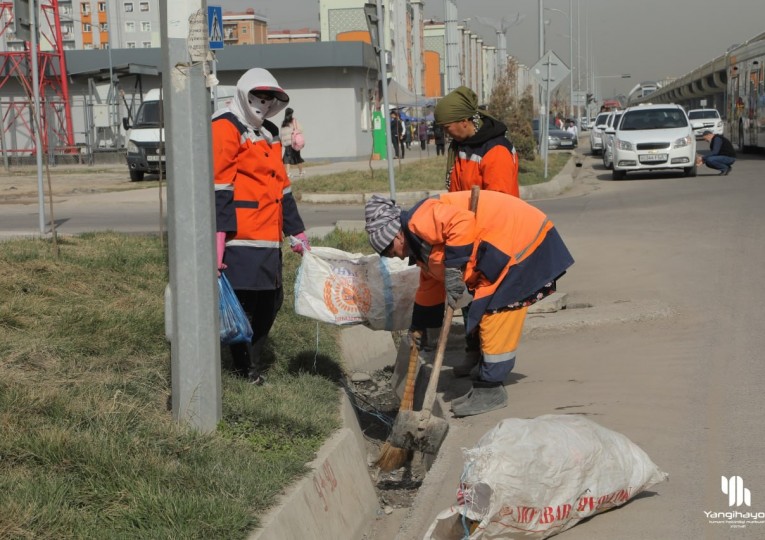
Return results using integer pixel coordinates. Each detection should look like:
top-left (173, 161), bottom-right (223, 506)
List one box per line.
top-left (280, 107), bottom-right (305, 178)
top-left (390, 110), bottom-right (405, 159)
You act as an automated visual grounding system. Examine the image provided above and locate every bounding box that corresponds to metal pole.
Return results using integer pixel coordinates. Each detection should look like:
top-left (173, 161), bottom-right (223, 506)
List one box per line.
top-left (537, 0), bottom-right (545, 156)
top-left (577, 0), bottom-right (581, 120)
top-left (375, 0), bottom-right (396, 201)
top-left (544, 54), bottom-right (551, 179)
top-left (0, 101), bottom-right (9, 171)
top-left (569, 0), bottom-right (574, 120)
top-left (29, 0), bottom-right (45, 234)
top-left (161, 0), bottom-right (222, 432)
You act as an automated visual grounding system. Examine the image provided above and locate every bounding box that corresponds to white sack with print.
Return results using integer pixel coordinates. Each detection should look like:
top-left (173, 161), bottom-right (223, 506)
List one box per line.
top-left (294, 246), bottom-right (420, 331)
top-left (425, 414), bottom-right (668, 540)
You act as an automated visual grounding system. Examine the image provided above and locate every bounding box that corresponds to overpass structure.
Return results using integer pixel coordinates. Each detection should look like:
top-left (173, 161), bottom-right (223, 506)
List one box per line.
top-left (630, 53), bottom-right (730, 113)
top-left (631, 31), bottom-right (765, 114)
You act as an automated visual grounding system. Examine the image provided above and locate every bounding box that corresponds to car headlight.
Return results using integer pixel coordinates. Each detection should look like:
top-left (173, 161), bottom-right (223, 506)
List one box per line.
top-left (127, 141), bottom-right (139, 153)
top-left (616, 139), bottom-right (633, 151)
top-left (673, 135), bottom-right (692, 148)
top-left (549, 136), bottom-right (560, 144)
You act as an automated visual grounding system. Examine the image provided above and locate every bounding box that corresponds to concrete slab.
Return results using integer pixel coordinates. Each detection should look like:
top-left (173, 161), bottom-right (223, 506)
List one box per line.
top-left (249, 394), bottom-right (380, 540)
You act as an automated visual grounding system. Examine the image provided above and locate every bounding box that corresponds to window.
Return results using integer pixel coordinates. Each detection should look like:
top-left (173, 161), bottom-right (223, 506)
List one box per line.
top-left (140, 1), bottom-right (149, 11)
top-left (81, 2), bottom-right (90, 14)
top-left (141, 21), bottom-right (150, 32)
top-left (100, 23), bottom-right (108, 31)
top-left (98, 2), bottom-right (106, 12)
top-left (84, 43), bottom-right (94, 50)
top-left (83, 23), bottom-right (91, 32)
top-left (142, 41), bottom-right (152, 48)
top-left (125, 21), bottom-right (135, 32)
top-left (127, 41), bottom-right (136, 48)
top-left (124, 2), bottom-right (133, 12)
top-left (242, 27), bottom-right (247, 34)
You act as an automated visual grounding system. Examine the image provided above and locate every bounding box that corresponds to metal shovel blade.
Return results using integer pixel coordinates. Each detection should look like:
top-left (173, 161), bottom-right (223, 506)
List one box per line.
top-left (389, 410), bottom-right (449, 455)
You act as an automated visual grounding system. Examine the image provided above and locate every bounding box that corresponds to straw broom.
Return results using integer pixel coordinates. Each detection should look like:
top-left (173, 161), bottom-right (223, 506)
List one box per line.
top-left (375, 332), bottom-right (421, 471)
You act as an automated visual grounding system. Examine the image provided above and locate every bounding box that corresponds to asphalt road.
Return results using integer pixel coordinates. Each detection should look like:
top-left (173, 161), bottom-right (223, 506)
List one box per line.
top-left (365, 149), bottom-right (765, 539)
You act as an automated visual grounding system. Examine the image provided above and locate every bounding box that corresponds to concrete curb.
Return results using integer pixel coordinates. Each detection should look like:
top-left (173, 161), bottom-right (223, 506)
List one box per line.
top-left (248, 392), bottom-right (380, 540)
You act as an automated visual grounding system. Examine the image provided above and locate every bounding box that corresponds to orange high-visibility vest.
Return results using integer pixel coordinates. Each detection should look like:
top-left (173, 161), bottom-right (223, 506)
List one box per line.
top-left (404, 190), bottom-right (573, 332)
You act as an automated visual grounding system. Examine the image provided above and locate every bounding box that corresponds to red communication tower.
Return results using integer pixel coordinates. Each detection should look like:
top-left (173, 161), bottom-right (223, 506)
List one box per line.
top-left (0, 0), bottom-right (75, 156)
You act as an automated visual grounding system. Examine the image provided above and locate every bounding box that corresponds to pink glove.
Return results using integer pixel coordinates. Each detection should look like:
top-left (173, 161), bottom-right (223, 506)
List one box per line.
top-left (216, 231), bottom-right (227, 271)
top-left (289, 232), bottom-right (310, 255)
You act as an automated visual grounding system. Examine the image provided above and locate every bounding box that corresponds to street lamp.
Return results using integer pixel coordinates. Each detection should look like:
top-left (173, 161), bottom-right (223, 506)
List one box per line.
top-left (544, 2), bottom-right (574, 119)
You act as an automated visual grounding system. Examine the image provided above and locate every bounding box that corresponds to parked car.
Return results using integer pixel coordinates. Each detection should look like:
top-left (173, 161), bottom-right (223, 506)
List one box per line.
top-left (589, 112), bottom-right (611, 155)
top-left (579, 116), bottom-right (589, 131)
top-left (532, 119), bottom-right (577, 150)
top-left (687, 108), bottom-right (724, 138)
top-left (602, 111), bottom-right (624, 169)
top-left (609, 103), bottom-right (696, 180)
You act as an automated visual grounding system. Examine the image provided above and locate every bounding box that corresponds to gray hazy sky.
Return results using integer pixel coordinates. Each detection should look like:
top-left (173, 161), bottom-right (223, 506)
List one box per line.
top-left (220, 0), bottom-right (765, 97)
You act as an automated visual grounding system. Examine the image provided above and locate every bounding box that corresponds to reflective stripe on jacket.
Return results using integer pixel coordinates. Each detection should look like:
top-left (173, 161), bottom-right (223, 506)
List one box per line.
top-left (404, 190), bottom-right (573, 332)
top-left (212, 110), bottom-right (305, 290)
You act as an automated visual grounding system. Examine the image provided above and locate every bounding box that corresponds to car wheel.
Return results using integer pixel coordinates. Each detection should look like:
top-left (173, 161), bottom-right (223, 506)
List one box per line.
top-left (612, 169), bottom-right (626, 180)
top-left (129, 169), bottom-right (145, 182)
top-left (684, 165), bottom-right (697, 177)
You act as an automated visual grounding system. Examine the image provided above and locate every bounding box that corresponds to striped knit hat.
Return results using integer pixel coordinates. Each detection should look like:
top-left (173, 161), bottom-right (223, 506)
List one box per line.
top-left (364, 195), bottom-right (402, 254)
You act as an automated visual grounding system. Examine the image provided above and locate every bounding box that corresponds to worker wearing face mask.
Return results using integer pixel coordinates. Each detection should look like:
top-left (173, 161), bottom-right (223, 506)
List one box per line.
top-left (211, 68), bottom-right (310, 385)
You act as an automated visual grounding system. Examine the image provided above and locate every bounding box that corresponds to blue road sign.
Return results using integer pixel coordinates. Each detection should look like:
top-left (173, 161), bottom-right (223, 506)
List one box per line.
top-left (208, 6), bottom-right (224, 50)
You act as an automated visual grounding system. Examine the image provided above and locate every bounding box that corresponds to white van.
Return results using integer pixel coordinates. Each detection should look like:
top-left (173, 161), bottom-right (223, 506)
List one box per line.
top-left (123, 86), bottom-right (235, 181)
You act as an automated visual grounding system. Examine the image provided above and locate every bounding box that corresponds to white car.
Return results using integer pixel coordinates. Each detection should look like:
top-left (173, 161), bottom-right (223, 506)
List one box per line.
top-left (610, 104), bottom-right (696, 180)
top-left (687, 108), bottom-right (724, 138)
top-left (602, 111), bottom-right (624, 169)
top-left (589, 112), bottom-right (611, 155)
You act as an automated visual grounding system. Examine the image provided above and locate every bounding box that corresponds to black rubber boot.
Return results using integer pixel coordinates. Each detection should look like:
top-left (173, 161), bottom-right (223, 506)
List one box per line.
top-left (451, 380), bottom-right (507, 417)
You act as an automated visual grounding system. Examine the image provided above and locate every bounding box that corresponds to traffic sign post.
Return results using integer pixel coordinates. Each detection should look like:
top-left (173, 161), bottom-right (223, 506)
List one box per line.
top-left (207, 6), bottom-right (224, 105)
top-left (207, 6), bottom-right (224, 50)
top-left (531, 50), bottom-right (570, 178)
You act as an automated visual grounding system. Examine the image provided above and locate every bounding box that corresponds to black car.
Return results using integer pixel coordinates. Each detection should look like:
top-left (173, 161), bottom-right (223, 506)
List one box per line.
top-left (532, 119), bottom-right (577, 149)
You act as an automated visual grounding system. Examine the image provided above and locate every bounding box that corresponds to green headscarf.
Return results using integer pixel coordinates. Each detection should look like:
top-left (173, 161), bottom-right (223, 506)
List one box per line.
top-left (434, 86), bottom-right (479, 125)
top-left (434, 87), bottom-right (496, 189)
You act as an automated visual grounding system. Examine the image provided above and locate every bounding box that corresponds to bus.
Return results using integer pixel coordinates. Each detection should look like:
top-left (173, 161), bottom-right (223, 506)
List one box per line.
top-left (727, 32), bottom-right (765, 151)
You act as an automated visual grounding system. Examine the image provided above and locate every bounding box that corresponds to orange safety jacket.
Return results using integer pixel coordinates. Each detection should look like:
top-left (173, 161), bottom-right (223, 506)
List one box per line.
top-left (404, 190), bottom-right (573, 333)
top-left (212, 110), bottom-right (305, 290)
top-left (447, 116), bottom-right (519, 197)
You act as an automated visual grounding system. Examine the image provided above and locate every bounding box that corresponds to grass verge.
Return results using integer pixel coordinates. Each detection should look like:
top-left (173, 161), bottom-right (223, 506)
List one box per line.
top-left (292, 152), bottom-right (572, 196)
top-left (0, 232), bottom-right (372, 539)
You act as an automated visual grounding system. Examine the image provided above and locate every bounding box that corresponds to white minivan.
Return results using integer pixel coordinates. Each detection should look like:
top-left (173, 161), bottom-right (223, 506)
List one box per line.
top-left (123, 86), bottom-right (235, 181)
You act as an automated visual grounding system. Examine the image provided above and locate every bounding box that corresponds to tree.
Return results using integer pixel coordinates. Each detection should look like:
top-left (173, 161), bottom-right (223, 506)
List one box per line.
top-left (488, 58), bottom-right (536, 161)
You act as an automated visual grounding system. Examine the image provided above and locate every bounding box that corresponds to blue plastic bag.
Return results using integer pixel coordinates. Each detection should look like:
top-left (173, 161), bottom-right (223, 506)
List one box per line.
top-left (218, 273), bottom-right (253, 345)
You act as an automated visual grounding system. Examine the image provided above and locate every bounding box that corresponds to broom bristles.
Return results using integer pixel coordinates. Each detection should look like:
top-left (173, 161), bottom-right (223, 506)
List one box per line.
top-left (375, 441), bottom-right (410, 471)
top-left (375, 336), bottom-right (421, 472)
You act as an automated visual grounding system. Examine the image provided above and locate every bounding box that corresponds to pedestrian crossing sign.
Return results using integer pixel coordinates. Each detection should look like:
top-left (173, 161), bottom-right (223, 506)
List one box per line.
top-left (208, 5), bottom-right (224, 50)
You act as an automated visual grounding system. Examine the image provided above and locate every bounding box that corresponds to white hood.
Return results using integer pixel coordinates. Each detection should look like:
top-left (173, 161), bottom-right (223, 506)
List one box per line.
top-left (228, 68), bottom-right (289, 132)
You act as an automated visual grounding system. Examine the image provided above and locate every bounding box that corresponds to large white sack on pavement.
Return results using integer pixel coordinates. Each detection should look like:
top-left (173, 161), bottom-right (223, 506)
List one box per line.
top-left (294, 246), bottom-right (420, 331)
top-left (425, 414), bottom-right (668, 540)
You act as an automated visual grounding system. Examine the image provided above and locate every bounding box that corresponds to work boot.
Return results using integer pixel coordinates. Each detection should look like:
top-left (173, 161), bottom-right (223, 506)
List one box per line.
top-left (452, 348), bottom-right (480, 378)
top-left (451, 380), bottom-right (507, 417)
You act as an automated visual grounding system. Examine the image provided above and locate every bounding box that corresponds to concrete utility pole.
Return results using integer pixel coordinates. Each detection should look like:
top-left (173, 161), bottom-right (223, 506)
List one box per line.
top-left (444, 0), bottom-right (459, 93)
top-left (160, 0), bottom-right (222, 432)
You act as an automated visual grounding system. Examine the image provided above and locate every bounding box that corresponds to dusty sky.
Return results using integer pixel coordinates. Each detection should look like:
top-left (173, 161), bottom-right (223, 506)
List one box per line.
top-left (219, 0), bottom-right (765, 97)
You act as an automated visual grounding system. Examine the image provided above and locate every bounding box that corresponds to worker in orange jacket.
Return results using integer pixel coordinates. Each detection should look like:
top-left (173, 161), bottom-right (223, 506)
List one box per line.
top-left (212, 68), bottom-right (310, 385)
top-left (432, 85), bottom-right (521, 374)
top-left (365, 191), bottom-right (574, 417)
